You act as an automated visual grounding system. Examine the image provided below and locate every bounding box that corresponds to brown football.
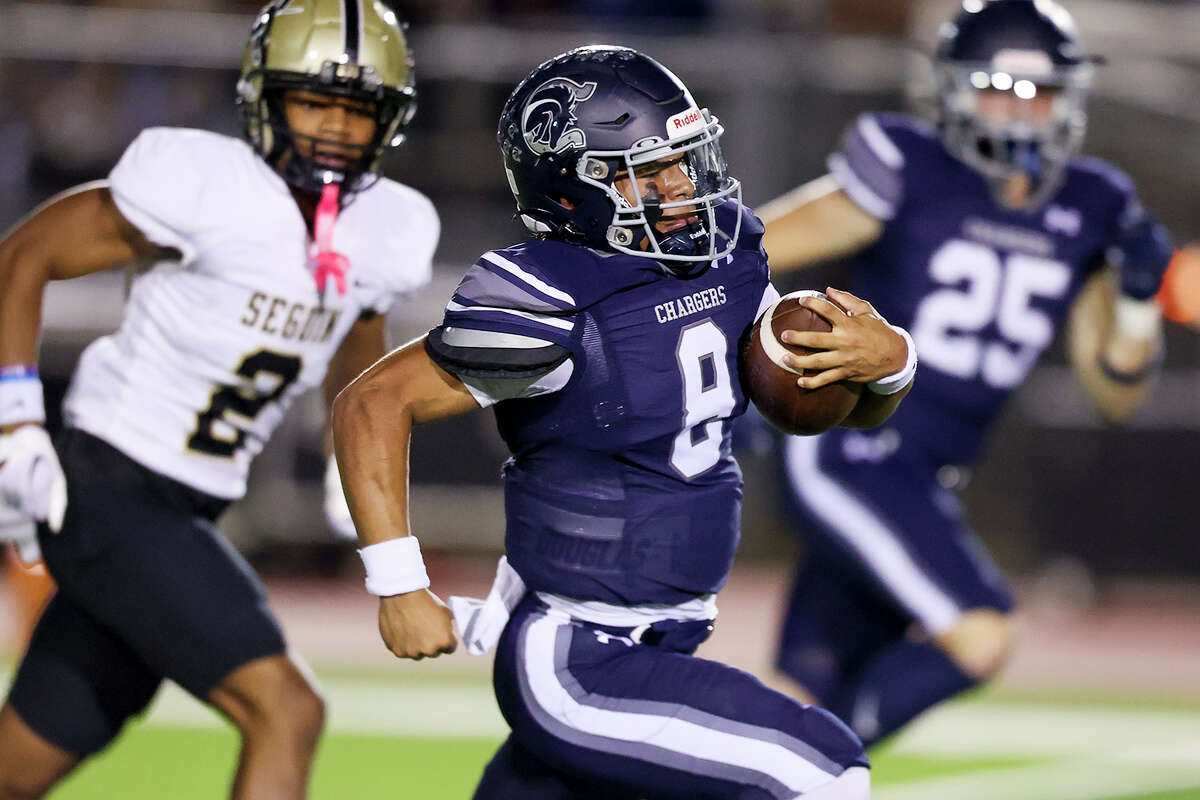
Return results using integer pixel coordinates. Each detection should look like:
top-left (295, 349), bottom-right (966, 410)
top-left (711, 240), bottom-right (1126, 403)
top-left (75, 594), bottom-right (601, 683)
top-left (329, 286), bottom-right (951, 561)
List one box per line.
top-left (740, 291), bottom-right (862, 436)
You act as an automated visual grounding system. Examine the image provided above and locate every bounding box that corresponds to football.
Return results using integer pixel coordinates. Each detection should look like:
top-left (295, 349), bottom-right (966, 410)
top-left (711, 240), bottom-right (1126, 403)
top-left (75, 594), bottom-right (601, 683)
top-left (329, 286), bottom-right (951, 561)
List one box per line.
top-left (740, 290), bottom-right (862, 436)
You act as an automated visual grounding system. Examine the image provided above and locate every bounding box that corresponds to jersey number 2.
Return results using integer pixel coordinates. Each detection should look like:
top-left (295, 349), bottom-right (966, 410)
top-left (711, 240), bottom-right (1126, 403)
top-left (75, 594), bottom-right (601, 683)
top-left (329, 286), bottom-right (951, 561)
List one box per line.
top-left (671, 319), bottom-right (736, 479)
top-left (912, 239), bottom-right (1071, 389)
top-left (188, 349), bottom-right (303, 458)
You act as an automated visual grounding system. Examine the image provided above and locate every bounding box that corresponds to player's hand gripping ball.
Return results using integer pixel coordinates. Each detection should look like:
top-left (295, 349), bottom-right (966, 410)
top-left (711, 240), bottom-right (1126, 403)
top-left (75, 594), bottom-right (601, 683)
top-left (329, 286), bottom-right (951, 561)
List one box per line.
top-left (740, 291), bottom-right (862, 435)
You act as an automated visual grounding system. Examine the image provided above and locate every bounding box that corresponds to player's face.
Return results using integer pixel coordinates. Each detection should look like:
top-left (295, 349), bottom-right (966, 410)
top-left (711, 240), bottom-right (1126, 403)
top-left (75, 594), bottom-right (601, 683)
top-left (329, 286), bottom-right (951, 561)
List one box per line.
top-left (614, 155), bottom-right (699, 236)
top-left (280, 90), bottom-right (379, 172)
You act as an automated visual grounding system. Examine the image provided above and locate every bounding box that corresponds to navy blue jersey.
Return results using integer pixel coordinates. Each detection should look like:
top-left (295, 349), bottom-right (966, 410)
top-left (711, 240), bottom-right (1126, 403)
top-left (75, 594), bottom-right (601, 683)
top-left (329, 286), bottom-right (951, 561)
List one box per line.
top-left (429, 207), bottom-right (772, 604)
top-left (829, 112), bottom-right (1144, 466)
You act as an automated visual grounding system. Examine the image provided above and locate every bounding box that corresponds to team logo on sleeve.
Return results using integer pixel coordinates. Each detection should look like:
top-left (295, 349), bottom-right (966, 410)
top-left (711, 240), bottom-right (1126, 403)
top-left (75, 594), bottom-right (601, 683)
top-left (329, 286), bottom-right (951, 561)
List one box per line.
top-left (521, 78), bottom-right (597, 156)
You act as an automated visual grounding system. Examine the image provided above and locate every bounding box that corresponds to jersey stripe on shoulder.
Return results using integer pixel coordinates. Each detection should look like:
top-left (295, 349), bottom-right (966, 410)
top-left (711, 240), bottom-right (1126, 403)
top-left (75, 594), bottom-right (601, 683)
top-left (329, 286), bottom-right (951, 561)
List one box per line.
top-left (481, 251), bottom-right (577, 307)
top-left (856, 115), bottom-right (905, 170)
top-left (455, 259), bottom-right (567, 315)
top-left (444, 301), bottom-right (575, 347)
top-left (828, 154), bottom-right (896, 221)
top-left (827, 113), bottom-right (906, 221)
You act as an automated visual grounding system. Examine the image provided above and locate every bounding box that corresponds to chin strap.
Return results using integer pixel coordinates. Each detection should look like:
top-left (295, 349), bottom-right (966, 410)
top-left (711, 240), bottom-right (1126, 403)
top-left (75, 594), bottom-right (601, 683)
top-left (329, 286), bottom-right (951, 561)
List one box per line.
top-left (310, 183), bottom-right (350, 303)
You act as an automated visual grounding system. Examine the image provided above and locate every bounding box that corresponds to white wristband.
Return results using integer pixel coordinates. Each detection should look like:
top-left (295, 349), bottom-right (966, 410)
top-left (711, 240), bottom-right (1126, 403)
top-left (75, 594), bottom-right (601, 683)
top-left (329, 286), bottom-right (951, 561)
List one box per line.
top-left (0, 377), bottom-right (46, 426)
top-left (358, 536), bottom-right (431, 597)
top-left (867, 325), bottom-right (917, 395)
top-left (1113, 294), bottom-right (1162, 341)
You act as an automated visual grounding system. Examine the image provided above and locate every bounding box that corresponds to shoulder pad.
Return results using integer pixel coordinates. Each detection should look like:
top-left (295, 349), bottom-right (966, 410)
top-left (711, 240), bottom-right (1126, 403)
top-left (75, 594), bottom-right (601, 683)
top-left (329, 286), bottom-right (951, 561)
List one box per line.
top-left (425, 325), bottom-right (570, 380)
top-left (733, 204), bottom-right (765, 254)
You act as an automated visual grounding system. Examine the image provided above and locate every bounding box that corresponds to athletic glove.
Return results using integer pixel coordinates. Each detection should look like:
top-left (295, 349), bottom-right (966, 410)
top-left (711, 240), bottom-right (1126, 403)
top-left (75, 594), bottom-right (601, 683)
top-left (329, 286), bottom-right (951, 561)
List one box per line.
top-left (323, 455), bottom-right (358, 541)
top-left (0, 425), bottom-right (67, 534)
top-left (0, 503), bottom-right (41, 564)
top-left (1108, 214), bottom-right (1174, 301)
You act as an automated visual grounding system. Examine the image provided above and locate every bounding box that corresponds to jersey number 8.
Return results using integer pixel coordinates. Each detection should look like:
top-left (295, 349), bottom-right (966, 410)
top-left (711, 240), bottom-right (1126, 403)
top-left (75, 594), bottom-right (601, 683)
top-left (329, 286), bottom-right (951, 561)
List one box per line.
top-left (671, 319), bottom-right (736, 480)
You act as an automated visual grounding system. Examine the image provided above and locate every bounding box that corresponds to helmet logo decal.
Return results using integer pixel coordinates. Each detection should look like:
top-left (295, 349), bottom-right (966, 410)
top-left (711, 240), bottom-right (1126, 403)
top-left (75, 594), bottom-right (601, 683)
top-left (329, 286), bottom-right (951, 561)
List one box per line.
top-left (521, 78), bottom-right (597, 156)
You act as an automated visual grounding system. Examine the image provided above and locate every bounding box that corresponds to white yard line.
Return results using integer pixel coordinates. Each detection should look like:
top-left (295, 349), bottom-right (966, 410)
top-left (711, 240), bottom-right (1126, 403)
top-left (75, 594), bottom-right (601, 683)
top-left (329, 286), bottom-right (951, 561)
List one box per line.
top-left (878, 702), bottom-right (1200, 800)
top-left (890, 702), bottom-right (1200, 759)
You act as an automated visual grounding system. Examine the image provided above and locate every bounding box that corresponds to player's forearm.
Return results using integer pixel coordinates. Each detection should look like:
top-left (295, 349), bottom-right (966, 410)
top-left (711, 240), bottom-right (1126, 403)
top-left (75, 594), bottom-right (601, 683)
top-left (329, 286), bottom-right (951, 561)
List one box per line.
top-left (331, 374), bottom-right (415, 547)
top-left (1068, 277), bottom-right (1162, 424)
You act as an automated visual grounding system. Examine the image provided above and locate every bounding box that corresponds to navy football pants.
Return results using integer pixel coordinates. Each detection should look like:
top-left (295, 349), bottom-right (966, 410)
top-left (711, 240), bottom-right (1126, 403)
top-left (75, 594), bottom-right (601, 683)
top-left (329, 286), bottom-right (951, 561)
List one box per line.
top-left (775, 430), bottom-right (1014, 703)
top-left (475, 596), bottom-right (867, 799)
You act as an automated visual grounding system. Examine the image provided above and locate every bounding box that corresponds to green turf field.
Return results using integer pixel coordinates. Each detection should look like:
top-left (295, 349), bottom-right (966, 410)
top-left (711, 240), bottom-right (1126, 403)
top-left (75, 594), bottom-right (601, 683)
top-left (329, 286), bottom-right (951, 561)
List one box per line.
top-left (36, 674), bottom-right (1200, 800)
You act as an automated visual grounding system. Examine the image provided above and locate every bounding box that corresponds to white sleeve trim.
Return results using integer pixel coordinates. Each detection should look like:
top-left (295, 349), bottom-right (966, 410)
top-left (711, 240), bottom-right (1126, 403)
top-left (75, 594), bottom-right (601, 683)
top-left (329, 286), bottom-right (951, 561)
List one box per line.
top-left (441, 328), bottom-right (558, 350)
top-left (755, 283), bottom-right (781, 322)
top-left (828, 153), bottom-right (895, 221)
top-left (481, 251), bottom-right (576, 306)
top-left (857, 115), bottom-right (905, 170)
top-left (445, 301), bottom-right (575, 332)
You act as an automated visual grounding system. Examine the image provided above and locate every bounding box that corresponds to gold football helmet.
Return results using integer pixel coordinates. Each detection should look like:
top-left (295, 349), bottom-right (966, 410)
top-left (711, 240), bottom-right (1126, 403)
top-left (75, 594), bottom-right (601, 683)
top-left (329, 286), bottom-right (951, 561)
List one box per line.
top-left (237, 0), bottom-right (416, 193)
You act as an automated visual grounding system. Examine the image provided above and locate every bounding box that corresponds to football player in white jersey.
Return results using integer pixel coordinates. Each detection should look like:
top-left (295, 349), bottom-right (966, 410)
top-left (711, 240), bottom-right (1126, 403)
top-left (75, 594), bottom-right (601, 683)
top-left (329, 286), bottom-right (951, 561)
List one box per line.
top-left (0, 1), bottom-right (438, 797)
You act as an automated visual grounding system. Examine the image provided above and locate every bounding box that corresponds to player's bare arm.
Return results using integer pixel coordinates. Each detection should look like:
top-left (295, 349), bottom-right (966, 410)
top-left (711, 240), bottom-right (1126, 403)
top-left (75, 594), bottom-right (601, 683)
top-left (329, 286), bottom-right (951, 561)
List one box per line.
top-left (0, 186), bottom-right (166, 382)
top-left (0, 186), bottom-right (168, 534)
top-left (1067, 271), bottom-right (1161, 424)
top-left (319, 313), bottom-right (389, 539)
top-left (331, 337), bottom-right (476, 660)
top-left (758, 175), bottom-right (884, 272)
top-left (1067, 210), bottom-right (1173, 423)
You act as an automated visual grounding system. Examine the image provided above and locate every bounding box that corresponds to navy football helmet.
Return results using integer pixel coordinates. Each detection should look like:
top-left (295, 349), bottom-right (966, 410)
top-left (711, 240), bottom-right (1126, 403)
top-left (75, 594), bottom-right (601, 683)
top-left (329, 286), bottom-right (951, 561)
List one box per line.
top-left (497, 45), bottom-right (742, 272)
top-left (935, 0), bottom-right (1099, 208)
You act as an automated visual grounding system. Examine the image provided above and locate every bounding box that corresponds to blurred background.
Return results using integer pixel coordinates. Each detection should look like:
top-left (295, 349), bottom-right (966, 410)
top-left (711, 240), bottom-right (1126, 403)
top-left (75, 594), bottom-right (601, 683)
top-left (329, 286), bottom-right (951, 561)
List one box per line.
top-left (1, 1), bottom-right (1198, 797)
top-left (6, 0), bottom-right (1196, 581)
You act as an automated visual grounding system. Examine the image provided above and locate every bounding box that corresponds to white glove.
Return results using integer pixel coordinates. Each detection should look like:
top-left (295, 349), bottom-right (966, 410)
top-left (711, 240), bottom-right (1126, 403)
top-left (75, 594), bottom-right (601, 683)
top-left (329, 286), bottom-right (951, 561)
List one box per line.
top-left (448, 556), bottom-right (527, 656)
top-left (0, 502), bottom-right (41, 564)
top-left (323, 455), bottom-right (358, 541)
top-left (0, 426), bottom-right (66, 534)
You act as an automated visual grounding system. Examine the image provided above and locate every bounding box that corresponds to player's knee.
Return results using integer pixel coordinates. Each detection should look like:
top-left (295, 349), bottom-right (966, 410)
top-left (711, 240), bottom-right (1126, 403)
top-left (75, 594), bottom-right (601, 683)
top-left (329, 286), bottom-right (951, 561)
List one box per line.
top-left (216, 658), bottom-right (325, 744)
top-left (934, 608), bottom-right (1019, 680)
top-left (798, 766), bottom-right (870, 799)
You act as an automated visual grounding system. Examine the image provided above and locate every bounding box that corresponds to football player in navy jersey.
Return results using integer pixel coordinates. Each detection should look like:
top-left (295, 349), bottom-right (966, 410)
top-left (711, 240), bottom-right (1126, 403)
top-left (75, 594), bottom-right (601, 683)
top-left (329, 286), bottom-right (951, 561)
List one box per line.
top-left (758, 0), bottom-right (1173, 747)
top-left (334, 45), bottom-right (917, 799)
top-left (0, 2), bottom-right (438, 797)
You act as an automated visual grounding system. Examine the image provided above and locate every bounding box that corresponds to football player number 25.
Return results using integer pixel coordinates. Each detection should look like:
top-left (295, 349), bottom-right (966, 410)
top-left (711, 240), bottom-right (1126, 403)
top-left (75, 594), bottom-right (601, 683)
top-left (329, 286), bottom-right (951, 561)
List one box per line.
top-left (912, 239), bottom-right (1071, 389)
top-left (671, 320), bottom-right (736, 479)
top-left (188, 349), bottom-right (302, 458)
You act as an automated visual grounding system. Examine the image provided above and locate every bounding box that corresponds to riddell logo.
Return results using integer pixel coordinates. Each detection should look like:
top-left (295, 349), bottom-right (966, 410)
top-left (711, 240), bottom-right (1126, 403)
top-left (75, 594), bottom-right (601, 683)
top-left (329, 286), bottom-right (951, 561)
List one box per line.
top-left (666, 107), bottom-right (704, 139)
top-left (672, 110), bottom-right (700, 129)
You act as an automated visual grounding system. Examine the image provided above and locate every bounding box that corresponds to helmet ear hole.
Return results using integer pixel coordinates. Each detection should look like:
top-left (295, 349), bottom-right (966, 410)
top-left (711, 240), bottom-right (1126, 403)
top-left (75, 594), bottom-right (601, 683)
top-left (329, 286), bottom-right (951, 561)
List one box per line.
top-left (582, 158), bottom-right (609, 180)
top-left (608, 226), bottom-right (634, 246)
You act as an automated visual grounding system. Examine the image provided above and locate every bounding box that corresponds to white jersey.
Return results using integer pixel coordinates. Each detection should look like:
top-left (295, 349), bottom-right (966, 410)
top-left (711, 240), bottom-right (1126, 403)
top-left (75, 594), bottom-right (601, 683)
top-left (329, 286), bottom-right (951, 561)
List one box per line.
top-left (63, 128), bottom-right (438, 499)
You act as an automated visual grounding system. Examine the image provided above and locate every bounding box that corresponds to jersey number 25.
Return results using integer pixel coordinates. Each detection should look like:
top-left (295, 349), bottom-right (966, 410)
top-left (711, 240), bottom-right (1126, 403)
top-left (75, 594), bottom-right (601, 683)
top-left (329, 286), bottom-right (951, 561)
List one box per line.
top-left (912, 239), bottom-right (1071, 390)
